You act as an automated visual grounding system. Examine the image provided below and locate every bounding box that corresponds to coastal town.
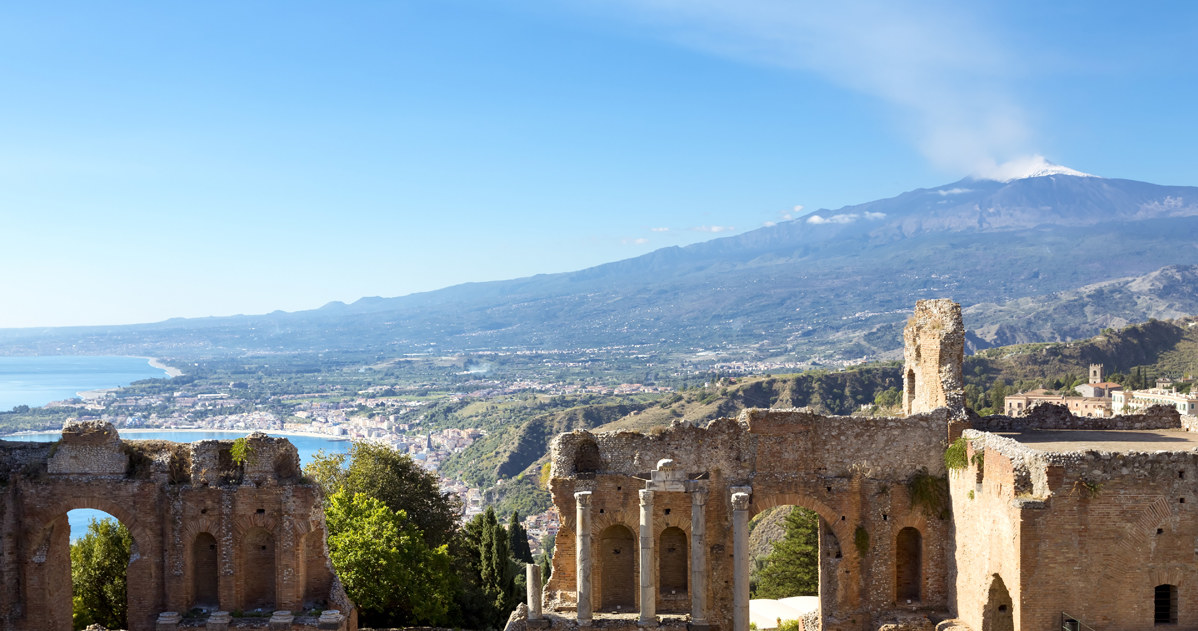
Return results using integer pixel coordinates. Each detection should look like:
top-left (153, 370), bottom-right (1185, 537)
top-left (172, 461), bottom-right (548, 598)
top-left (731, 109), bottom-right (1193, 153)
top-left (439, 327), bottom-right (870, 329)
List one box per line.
top-left (20, 366), bottom-right (680, 557)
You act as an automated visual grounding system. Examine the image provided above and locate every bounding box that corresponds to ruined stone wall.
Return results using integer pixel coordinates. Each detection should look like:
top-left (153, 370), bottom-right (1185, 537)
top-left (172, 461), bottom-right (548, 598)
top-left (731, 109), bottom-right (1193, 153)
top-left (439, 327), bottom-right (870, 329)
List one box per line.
top-left (946, 436), bottom-right (1023, 631)
top-left (971, 403), bottom-right (1182, 432)
top-left (0, 422), bottom-right (353, 631)
top-left (952, 428), bottom-right (1198, 631)
top-left (546, 408), bottom-right (955, 631)
top-left (902, 299), bottom-right (964, 417)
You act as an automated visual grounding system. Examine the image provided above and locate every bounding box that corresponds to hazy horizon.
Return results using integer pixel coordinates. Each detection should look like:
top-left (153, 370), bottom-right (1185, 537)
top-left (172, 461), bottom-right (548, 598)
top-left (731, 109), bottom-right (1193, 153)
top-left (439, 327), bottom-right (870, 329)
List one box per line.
top-left (4, 2), bottom-right (1197, 328)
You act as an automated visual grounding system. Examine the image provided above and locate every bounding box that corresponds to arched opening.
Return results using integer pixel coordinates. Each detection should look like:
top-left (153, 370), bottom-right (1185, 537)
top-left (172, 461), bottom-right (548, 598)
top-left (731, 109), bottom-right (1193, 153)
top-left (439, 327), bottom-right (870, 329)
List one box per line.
top-left (905, 368), bottom-right (917, 412)
top-left (658, 526), bottom-right (688, 612)
top-left (1155, 584), bottom-right (1178, 625)
top-left (895, 527), bottom-right (921, 602)
top-left (982, 574), bottom-right (1014, 631)
top-left (192, 532), bottom-right (219, 609)
top-left (242, 528), bottom-right (276, 611)
top-left (598, 524), bottom-right (636, 611)
top-left (574, 440), bottom-right (602, 474)
top-left (749, 505), bottom-right (822, 629)
top-left (68, 510), bottom-right (133, 631)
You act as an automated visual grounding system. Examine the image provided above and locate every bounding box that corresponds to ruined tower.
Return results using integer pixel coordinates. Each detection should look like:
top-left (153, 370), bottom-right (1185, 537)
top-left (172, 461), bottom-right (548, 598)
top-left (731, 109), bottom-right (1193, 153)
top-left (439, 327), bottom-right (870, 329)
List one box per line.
top-left (902, 298), bottom-right (965, 416)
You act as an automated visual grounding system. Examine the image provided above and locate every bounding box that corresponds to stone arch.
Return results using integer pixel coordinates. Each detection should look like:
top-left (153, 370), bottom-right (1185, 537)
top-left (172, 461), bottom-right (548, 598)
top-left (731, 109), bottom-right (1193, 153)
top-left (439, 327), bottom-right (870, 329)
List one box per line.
top-left (192, 532), bottom-right (219, 608)
top-left (982, 574), bottom-right (1014, 631)
top-left (1098, 495), bottom-right (1174, 585)
top-left (574, 440), bottom-right (603, 474)
top-left (750, 492), bottom-right (854, 557)
top-left (1155, 584), bottom-right (1179, 625)
top-left (241, 527), bottom-right (276, 611)
top-left (895, 527), bottom-right (922, 602)
top-left (597, 524), bottom-right (636, 611)
top-left (23, 495), bottom-right (156, 631)
top-left (659, 526), bottom-right (688, 595)
top-left (905, 368), bottom-right (917, 414)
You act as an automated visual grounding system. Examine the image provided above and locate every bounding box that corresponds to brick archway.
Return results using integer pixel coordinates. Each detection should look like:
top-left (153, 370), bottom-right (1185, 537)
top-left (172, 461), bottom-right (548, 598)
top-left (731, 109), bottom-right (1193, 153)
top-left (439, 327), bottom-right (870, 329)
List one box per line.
top-left (0, 424), bottom-right (353, 631)
top-left (22, 491), bottom-right (160, 631)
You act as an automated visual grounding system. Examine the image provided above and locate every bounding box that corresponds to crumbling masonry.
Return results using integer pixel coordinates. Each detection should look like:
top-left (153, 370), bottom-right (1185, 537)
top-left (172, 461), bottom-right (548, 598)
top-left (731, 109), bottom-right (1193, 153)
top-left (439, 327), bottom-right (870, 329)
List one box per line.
top-left (511, 298), bottom-right (1198, 631)
top-left (0, 425), bottom-right (354, 631)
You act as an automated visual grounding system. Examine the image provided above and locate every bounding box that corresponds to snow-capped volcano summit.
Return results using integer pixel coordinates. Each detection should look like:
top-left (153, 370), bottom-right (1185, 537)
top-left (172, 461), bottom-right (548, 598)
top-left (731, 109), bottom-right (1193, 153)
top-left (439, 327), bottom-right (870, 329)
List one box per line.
top-left (974, 155), bottom-right (1096, 182)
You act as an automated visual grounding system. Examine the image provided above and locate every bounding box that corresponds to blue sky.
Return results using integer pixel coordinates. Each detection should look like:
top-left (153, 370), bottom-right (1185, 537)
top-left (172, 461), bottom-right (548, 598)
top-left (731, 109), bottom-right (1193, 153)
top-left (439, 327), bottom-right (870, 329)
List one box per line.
top-left (2, 1), bottom-right (1196, 328)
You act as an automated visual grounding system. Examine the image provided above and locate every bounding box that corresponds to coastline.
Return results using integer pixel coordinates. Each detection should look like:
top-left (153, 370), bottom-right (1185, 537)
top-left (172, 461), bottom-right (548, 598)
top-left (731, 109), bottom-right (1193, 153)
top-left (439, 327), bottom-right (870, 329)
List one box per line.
top-left (141, 356), bottom-right (184, 378)
top-left (2, 427), bottom-right (351, 442)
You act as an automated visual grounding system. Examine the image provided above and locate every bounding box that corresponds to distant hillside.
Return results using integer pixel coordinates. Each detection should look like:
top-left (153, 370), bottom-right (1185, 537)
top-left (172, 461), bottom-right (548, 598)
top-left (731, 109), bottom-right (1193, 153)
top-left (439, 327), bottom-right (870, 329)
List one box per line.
top-left (965, 265), bottom-right (1198, 350)
top-left (968, 315), bottom-right (1198, 387)
top-left (4, 173), bottom-right (1198, 361)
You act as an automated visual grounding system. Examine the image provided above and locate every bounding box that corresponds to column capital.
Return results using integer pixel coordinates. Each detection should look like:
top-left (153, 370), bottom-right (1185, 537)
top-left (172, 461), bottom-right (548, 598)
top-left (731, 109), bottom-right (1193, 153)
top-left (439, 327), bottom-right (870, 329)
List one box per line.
top-left (688, 484), bottom-right (709, 505)
top-left (575, 490), bottom-right (593, 506)
top-left (731, 491), bottom-right (751, 512)
top-left (639, 488), bottom-right (654, 506)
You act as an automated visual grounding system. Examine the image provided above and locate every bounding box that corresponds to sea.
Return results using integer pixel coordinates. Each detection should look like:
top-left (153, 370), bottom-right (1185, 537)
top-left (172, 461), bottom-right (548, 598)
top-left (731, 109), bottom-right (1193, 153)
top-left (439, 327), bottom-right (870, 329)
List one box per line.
top-left (0, 355), bottom-right (171, 411)
top-left (0, 356), bottom-right (351, 539)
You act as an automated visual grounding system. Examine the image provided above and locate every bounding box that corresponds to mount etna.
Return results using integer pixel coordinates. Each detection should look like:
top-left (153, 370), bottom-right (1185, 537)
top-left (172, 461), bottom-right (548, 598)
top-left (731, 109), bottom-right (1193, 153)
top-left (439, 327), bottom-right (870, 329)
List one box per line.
top-left (5, 167), bottom-right (1198, 361)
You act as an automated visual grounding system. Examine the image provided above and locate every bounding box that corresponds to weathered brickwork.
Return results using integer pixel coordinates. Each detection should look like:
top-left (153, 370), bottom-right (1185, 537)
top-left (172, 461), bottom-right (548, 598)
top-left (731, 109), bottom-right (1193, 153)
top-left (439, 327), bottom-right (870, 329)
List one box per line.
top-left (0, 422), bottom-right (355, 631)
top-left (514, 299), bottom-right (1198, 631)
top-left (902, 299), bottom-right (964, 417)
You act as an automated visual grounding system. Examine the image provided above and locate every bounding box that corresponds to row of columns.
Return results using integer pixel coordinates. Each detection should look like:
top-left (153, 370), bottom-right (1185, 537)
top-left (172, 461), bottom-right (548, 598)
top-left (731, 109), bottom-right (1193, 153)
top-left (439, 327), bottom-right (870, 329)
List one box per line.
top-left (572, 483), bottom-right (728, 627)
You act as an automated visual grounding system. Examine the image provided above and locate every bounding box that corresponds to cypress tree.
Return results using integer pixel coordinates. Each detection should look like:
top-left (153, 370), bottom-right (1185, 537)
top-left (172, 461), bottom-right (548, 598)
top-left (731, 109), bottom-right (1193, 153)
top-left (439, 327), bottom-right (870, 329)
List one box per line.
top-left (508, 511), bottom-right (534, 563)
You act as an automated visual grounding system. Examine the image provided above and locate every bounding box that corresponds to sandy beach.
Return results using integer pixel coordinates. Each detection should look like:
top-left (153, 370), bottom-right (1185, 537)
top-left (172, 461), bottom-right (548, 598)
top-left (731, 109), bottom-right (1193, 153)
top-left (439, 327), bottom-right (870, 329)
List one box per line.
top-left (143, 357), bottom-right (184, 378)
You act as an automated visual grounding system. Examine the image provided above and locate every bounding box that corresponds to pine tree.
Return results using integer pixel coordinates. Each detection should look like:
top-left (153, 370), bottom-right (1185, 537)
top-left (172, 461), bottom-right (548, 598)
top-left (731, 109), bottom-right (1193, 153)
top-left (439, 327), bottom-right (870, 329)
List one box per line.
top-left (752, 507), bottom-right (819, 599)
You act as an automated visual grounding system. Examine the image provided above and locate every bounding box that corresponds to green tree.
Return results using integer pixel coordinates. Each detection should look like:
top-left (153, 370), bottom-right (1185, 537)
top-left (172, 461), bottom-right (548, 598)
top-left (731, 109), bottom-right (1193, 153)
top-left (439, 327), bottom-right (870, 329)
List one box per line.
top-left (71, 518), bottom-right (131, 631)
top-left (873, 387), bottom-right (901, 409)
top-left (306, 441), bottom-right (461, 546)
top-left (324, 490), bottom-right (453, 626)
top-left (752, 507), bottom-right (818, 599)
top-left (454, 507), bottom-right (524, 628)
top-left (508, 511), bottom-right (534, 564)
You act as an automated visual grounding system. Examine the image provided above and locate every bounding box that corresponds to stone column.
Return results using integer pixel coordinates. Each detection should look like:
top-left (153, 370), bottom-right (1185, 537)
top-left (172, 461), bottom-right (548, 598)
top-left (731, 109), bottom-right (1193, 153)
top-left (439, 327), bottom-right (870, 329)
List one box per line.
top-left (527, 563), bottom-right (543, 620)
top-left (639, 489), bottom-right (656, 624)
top-left (156, 612), bottom-right (182, 631)
top-left (206, 611), bottom-right (231, 631)
top-left (269, 610), bottom-right (295, 631)
top-left (732, 491), bottom-right (752, 631)
top-left (689, 486), bottom-right (709, 627)
top-left (576, 491), bottom-right (594, 625)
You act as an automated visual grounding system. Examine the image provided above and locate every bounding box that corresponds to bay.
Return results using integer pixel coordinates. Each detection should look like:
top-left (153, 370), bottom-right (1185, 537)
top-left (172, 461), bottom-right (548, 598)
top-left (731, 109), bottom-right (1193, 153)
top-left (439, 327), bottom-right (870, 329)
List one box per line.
top-left (11, 429), bottom-right (351, 540)
top-left (0, 356), bottom-right (171, 411)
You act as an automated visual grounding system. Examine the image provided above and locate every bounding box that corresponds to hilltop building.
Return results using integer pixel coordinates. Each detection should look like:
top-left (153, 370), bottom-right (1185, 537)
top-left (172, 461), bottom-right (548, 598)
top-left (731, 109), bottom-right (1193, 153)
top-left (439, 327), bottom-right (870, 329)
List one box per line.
top-left (1114, 387), bottom-right (1198, 415)
top-left (1004, 364), bottom-right (1120, 418)
top-left (508, 299), bottom-right (1198, 631)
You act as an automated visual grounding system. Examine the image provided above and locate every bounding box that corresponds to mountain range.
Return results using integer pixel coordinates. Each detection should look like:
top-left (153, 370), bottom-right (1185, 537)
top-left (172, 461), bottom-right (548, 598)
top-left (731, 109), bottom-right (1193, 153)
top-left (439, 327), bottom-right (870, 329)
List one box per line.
top-left (4, 167), bottom-right (1198, 361)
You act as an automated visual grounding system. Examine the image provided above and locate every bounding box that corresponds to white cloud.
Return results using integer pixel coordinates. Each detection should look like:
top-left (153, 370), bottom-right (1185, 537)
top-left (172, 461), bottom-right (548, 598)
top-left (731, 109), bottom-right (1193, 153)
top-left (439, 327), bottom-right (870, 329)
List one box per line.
top-left (781, 204), bottom-right (803, 220)
top-left (763, 220), bottom-right (776, 227)
top-left (650, 227), bottom-right (671, 232)
top-left (806, 211), bottom-right (886, 225)
top-left (597, 1), bottom-right (1033, 173)
top-left (622, 237), bottom-right (650, 245)
top-left (971, 154), bottom-right (1095, 182)
top-left (806, 213), bottom-right (857, 225)
top-left (937, 187), bottom-right (972, 196)
top-left (692, 225), bottom-right (735, 232)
